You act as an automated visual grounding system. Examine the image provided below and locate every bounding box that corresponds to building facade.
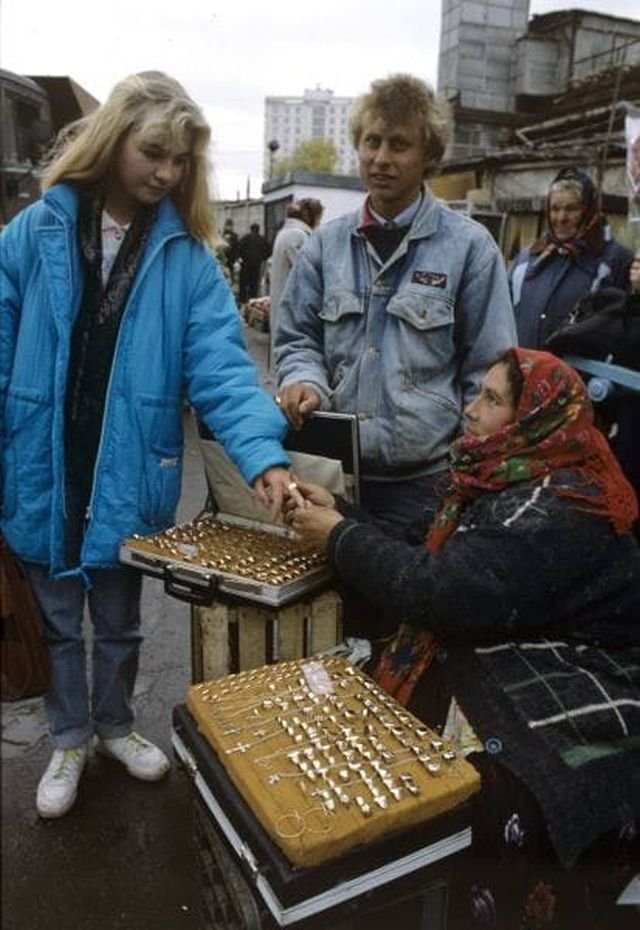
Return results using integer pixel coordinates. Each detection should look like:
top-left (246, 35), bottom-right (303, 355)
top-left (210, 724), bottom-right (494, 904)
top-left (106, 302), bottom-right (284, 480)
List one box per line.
top-left (438, 1), bottom-right (640, 161)
top-left (263, 87), bottom-right (357, 178)
top-left (261, 170), bottom-right (365, 244)
top-left (433, 2), bottom-right (640, 259)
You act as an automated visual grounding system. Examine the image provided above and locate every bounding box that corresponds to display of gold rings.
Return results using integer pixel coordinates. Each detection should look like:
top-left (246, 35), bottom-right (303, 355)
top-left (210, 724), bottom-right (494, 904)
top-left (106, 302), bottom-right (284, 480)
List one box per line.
top-left (187, 657), bottom-right (482, 869)
top-left (129, 514), bottom-right (325, 585)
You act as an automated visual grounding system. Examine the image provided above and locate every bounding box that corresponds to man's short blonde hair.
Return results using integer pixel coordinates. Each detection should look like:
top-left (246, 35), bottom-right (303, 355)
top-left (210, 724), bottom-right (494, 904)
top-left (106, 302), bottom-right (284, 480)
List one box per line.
top-left (350, 74), bottom-right (451, 178)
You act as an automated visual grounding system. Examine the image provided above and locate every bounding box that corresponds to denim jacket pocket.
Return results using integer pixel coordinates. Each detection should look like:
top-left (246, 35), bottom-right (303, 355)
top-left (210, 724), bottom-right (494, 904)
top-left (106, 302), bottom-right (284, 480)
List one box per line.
top-left (386, 289), bottom-right (454, 331)
top-left (318, 291), bottom-right (364, 324)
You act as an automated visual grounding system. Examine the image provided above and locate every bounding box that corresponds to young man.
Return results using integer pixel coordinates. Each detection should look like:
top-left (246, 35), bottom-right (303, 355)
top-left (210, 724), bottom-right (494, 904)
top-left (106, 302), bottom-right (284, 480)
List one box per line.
top-left (274, 74), bottom-right (516, 528)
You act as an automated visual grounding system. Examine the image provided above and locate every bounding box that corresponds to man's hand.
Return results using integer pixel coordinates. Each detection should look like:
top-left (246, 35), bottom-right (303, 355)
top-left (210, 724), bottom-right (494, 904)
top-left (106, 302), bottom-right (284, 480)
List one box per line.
top-left (276, 383), bottom-right (321, 430)
top-left (288, 501), bottom-right (344, 551)
top-left (253, 467), bottom-right (304, 522)
top-left (630, 255), bottom-right (640, 294)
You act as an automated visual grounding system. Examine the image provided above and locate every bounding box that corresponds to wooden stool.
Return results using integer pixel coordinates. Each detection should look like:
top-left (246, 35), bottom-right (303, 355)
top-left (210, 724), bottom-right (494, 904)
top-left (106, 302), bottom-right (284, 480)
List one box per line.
top-left (190, 587), bottom-right (343, 682)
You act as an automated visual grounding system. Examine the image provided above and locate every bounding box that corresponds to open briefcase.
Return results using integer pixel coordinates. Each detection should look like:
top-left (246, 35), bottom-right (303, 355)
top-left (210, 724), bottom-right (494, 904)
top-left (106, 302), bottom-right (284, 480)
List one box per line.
top-left (172, 656), bottom-right (479, 930)
top-left (119, 412), bottom-right (360, 610)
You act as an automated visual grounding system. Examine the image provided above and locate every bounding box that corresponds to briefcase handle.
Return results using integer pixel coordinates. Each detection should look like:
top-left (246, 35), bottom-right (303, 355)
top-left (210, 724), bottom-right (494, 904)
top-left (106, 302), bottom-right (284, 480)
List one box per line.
top-left (163, 564), bottom-right (219, 605)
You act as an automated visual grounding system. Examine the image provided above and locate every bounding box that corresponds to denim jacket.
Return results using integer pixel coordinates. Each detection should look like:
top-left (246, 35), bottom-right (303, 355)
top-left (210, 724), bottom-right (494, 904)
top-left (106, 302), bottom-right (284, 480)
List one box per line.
top-left (275, 191), bottom-right (516, 478)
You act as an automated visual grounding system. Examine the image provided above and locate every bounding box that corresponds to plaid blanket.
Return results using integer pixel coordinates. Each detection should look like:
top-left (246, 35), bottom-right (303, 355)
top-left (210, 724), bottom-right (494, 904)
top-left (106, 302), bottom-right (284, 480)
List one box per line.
top-left (474, 639), bottom-right (640, 768)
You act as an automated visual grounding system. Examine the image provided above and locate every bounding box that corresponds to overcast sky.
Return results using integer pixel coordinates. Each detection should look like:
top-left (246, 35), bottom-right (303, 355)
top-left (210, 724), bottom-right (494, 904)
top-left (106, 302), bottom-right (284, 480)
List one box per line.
top-left (1, 0), bottom-right (638, 201)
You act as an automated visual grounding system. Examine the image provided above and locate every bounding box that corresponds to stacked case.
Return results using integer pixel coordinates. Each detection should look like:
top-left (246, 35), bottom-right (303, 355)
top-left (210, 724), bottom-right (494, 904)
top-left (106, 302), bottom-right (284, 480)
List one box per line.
top-left (173, 656), bottom-right (480, 929)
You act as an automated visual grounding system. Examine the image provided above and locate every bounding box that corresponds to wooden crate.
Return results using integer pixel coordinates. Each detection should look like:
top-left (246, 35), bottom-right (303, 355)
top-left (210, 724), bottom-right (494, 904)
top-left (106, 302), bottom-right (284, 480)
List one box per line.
top-left (190, 587), bottom-right (343, 682)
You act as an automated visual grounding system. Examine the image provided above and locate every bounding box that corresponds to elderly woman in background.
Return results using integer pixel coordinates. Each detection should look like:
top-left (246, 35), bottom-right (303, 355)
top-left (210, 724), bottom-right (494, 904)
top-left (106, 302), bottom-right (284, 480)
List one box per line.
top-left (286, 348), bottom-right (640, 929)
top-left (509, 166), bottom-right (633, 348)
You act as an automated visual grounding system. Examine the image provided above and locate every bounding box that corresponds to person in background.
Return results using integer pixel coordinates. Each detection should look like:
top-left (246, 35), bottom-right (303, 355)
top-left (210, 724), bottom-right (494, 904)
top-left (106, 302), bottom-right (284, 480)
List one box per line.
top-left (274, 73), bottom-right (516, 531)
top-left (0, 71), bottom-right (296, 819)
top-left (509, 166), bottom-right (633, 348)
top-left (544, 254), bottom-right (640, 538)
top-left (222, 218), bottom-right (239, 285)
top-left (286, 347), bottom-right (640, 930)
top-left (269, 198), bottom-right (324, 371)
top-left (238, 222), bottom-right (270, 304)
top-left (631, 252), bottom-right (640, 293)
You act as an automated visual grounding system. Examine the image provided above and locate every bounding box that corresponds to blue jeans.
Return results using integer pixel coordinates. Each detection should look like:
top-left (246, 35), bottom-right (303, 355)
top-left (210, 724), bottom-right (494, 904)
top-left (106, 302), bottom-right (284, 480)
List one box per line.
top-left (25, 563), bottom-right (143, 749)
top-left (360, 471), bottom-right (448, 530)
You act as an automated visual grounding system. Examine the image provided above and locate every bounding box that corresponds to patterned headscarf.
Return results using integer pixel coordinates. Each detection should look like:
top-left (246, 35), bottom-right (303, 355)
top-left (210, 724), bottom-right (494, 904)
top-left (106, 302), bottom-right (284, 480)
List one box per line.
top-left (426, 348), bottom-right (639, 553)
top-left (529, 166), bottom-right (605, 265)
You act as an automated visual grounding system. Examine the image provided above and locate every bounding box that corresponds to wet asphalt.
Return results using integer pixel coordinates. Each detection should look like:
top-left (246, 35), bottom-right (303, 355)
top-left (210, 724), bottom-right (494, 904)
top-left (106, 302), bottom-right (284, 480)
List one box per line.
top-left (1, 324), bottom-right (274, 930)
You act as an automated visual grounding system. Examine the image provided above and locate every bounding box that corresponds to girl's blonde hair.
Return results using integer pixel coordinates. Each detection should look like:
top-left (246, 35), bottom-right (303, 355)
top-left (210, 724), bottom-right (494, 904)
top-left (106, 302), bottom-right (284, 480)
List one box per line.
top-left (42, 71), bottom-right (216, 245)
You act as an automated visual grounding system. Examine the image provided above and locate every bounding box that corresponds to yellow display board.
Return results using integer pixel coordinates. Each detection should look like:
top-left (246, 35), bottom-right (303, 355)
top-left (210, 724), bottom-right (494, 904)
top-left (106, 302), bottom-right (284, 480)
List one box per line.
top-left (187, 656), bottom-right (481, 869)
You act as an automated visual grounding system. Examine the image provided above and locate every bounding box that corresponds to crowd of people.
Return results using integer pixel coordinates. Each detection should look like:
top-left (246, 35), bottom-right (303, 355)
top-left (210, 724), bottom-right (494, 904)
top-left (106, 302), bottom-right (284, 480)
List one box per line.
top-left (1, 67), bottom-right (639, 930)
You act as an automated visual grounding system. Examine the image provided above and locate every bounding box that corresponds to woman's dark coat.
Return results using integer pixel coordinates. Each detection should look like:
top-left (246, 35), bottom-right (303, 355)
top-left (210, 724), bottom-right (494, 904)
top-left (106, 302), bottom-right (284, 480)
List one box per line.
top-left (328, 473), bottom-right (640, 866)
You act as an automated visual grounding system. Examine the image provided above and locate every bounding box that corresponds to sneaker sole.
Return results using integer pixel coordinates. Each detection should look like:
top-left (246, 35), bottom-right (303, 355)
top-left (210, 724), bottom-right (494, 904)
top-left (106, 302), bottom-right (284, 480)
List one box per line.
top-left (37, 791), bottom-right (79, 819)
top-left (95, 742), bottom-right (170, 782)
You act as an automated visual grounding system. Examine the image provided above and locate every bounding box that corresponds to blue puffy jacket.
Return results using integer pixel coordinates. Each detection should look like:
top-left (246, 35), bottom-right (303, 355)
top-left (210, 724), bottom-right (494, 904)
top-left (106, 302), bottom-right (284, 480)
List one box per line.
top-left (0, 184), bottom-right (289, 574)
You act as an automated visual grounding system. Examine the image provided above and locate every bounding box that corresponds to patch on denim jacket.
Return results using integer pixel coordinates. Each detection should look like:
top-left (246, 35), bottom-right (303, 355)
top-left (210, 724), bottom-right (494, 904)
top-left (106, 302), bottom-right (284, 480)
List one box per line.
top-left (412, 271), bottom-right (448, 288)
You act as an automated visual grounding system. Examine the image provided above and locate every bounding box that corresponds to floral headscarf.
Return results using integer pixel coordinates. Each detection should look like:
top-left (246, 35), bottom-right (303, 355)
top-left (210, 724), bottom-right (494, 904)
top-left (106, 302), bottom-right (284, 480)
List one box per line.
top-left (426, 348), bottom-right (638, 553)
top-left (529, 166), bottom-right (605, 265)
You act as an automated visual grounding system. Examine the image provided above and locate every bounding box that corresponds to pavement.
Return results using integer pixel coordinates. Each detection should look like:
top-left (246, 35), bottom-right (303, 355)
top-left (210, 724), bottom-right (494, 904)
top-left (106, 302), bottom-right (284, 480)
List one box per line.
top-left (1, 324), bottom-right (273, 930)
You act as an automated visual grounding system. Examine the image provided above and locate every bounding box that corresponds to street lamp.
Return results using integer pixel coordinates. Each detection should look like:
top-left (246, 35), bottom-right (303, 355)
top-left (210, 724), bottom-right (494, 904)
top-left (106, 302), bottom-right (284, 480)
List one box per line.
top-left (267, 139), bottom-right (280, 179)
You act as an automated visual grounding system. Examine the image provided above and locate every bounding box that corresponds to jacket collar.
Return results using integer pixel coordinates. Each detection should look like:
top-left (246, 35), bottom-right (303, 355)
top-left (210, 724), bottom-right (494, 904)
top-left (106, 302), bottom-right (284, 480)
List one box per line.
top-left (42, 183), bottom-right (186, 239)
top-left (352, 186), bottom-right (440, 240)
top-left (284, 217), bottom-right (312, 234)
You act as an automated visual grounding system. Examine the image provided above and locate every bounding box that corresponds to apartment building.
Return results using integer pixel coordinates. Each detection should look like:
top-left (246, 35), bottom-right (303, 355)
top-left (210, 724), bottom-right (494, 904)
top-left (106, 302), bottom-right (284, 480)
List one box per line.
top-left (263, 87), bottom-right (357, 177)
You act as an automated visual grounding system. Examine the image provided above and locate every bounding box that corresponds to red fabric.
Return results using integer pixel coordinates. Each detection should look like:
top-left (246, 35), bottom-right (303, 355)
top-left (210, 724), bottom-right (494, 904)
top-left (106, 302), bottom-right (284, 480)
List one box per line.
top-left (372, 624), bottom-right (439, 707)
top-left (426, 348), bottom-right (639, 553)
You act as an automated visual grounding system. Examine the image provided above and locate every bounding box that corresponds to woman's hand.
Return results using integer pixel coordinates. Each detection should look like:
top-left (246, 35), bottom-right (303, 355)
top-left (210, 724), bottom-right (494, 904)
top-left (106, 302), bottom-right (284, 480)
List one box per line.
top-left (253, 467), bottom-right (304, 521)
top-left (288, 501), bottom-right (344, 551)
top-left (282, 479), bottom-right (335, 521)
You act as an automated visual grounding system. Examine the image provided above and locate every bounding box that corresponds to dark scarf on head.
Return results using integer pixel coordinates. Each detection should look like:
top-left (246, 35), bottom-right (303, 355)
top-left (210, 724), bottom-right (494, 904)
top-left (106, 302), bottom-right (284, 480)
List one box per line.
top-left (66, 190), bottom-right (154, 486)
top-left (529, 167), bottom-right (606, 267)
top-left (426, 348), bottom-right (638, 554)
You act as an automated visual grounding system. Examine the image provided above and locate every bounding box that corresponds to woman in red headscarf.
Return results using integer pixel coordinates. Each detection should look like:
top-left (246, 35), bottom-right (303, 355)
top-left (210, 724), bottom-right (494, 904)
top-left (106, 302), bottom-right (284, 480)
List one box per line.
top-left (286, 348), bottom-right (640, 930)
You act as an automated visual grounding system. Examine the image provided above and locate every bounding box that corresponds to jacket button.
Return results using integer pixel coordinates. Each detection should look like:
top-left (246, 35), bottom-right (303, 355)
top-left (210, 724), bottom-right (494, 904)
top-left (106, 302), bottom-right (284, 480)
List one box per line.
top-left (485, 737), bottom-right (503, 755)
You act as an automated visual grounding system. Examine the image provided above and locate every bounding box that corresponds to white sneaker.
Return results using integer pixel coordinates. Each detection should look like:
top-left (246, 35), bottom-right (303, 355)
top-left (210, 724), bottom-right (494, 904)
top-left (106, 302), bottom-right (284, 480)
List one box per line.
top-left (96, 732), bottom-right (170, 781)
top-left (36, 746), bottom-right (88, 818)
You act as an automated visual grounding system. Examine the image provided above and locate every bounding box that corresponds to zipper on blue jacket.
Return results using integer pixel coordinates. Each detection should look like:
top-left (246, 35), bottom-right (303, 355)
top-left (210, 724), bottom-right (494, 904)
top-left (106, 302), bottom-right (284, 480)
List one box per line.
top-left (83, 230), bottom-right (185, 532)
